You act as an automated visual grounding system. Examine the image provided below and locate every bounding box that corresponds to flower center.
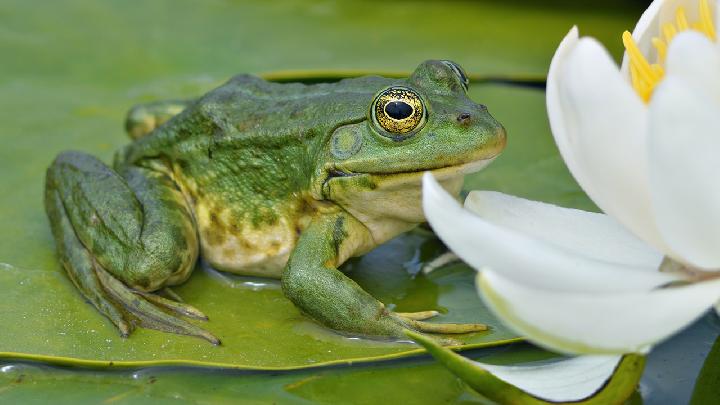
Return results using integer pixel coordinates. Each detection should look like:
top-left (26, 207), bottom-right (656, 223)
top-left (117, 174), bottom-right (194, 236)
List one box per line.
top-left (622, 0), bottom-right (716, 103)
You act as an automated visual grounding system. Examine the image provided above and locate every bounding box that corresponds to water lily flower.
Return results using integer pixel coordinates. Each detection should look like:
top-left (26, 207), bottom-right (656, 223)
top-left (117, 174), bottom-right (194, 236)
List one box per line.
top-left (423, 0), bottom-right (720, 355)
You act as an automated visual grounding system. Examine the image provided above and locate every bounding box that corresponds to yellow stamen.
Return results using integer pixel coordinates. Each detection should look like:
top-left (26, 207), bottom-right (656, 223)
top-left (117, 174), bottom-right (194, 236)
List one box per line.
top-left (651, 64), bottom-right (665, 77)
top-left (622, 32), bottom-right (660, 81)
top-left (623, 0), bottom-right (716, 103)
top-left (676, 7), bottom-right (689, 30)
top-left (651, 37), bottom-right (667, 60)
top-left (623, 31), bottom-right (663, 102)
top-left (699, 0), bottom-right (717, 39)
top-left (663, 22), bottom-right (678, 43)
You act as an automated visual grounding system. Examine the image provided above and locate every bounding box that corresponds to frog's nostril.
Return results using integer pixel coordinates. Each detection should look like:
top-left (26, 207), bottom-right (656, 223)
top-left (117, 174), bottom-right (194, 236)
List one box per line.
top-left (457, 113), bottom-right (471, 124)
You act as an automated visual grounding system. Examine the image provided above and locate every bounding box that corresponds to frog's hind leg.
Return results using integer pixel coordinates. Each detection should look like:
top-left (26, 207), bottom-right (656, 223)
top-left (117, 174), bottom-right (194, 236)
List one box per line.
top-left (45, 151), bottom-right (219, 344)
top-left (125, 99), bottom-right (192, 139)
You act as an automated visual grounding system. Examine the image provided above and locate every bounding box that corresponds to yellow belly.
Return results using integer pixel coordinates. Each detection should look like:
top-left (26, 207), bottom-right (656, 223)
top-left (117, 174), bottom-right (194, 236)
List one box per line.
top-left (193, 201), bottom-right (302, 279)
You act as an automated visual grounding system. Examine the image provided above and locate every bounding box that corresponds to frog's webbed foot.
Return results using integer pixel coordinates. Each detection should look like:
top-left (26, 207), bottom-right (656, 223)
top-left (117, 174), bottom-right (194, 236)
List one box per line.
top-left (134, 289), bottom-right (208, 320)
top-left (94, 266), bottom-right (219, 345)
top-left (386, 311), bottom-right (488, 346)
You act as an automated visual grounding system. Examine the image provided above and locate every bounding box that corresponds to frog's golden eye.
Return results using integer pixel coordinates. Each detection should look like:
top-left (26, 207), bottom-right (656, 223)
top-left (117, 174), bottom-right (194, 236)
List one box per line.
top-left (371, 86), bottom-right (426, 138)
top-left (440, 60), bottom-right (469, 91)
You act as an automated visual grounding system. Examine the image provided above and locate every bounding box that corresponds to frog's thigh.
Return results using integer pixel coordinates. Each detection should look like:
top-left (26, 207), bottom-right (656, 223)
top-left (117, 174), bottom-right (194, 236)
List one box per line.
top-left (49, 152), bottom-right (198, 290)
top-left (119, 164), bottom-right (201, 288)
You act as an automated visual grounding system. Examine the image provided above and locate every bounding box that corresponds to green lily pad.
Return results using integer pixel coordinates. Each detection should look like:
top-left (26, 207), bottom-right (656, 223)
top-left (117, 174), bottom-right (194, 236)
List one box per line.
top-left (0, 343), bottom-right (558, 404)
top-left (691, 332), bottom-right (720, 404)
top-left (0, 232), bottom-right (520, 369)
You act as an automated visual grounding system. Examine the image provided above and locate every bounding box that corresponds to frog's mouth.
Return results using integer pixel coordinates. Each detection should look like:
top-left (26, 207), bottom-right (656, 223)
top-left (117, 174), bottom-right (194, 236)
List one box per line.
top-left (318, 156), bottom-right (498, 222)
top-left (324, 156), bottom-right (496, 186)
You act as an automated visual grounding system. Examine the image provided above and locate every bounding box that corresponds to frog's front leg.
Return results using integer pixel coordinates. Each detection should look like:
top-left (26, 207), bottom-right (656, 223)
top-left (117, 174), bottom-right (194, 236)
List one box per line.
top-left (281, 212), bottom-right (487, 341)
top-left (125, 99), bottom-right (192, 139)
top-left (45, 151), bottom-right (218, 344)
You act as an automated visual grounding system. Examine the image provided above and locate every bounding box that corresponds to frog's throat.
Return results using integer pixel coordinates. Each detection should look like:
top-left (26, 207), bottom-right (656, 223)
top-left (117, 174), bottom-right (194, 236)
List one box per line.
top-left (317, 157), bottom-right (496, 245)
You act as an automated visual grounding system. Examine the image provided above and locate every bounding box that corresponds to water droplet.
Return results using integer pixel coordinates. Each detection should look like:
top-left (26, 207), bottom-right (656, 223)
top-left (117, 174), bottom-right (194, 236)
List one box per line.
top-left (0, 365), bottom-right (17, 373)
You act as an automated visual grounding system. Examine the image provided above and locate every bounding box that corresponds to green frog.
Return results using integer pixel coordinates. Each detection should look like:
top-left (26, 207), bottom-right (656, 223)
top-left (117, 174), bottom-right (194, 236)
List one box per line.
top-left (44, 60), bottom-right (506, 345)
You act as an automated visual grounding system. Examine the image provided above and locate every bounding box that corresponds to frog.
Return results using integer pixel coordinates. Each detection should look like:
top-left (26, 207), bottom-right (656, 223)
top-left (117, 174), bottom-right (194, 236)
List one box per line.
top-left (44, 60), bottom-right (506, 345)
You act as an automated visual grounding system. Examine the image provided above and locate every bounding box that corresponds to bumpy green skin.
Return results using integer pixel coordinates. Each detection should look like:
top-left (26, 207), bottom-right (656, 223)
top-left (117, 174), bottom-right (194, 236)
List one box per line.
top-left (44, 60), bottom-right (506, 343)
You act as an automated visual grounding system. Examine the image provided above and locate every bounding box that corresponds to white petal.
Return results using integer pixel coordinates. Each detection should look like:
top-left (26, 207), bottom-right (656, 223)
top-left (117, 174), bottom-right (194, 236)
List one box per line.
top-left (665, 31), bottom-right (720, 105)
top-left (547, 27), bottom-right (587, 197)
top-left (480, 355), bottom-right (623, 402)
top-left (478, 270), bottom-right (720, 354)
top-left (464, 191), bottom-right (661, 268)
top-left (422, 173), bottom-right (677, 293)
top-left (550, 35), bottom-right (669, 252)
top-left (648, 77), bottom-right (720, 269)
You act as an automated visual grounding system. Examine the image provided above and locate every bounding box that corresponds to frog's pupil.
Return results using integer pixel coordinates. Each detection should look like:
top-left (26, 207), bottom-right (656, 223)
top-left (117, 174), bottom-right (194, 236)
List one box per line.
top-left (385, 101), bottom-right (413, 120)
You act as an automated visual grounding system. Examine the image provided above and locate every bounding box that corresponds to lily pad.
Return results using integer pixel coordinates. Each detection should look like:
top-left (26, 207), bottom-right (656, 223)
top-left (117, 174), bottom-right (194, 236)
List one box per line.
top-left (0, 343), bottom-right (558, 404)
top-left (691, 331), bottom-right (720, 404)
top-left (0, 232), bottom-right (520, 369)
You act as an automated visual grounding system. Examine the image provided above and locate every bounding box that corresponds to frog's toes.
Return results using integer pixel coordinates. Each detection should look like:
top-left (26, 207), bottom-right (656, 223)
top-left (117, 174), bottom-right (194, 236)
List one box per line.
top-left (135, 290), bottom-right (209, 320)
top-left (406, 319), bottom-right (488, 334)
top-left (158, 287), bottom-right (184, 303)
top-left (403, 330), bottom-right (466, 348)
top-left (393, 310), bottom-right (487, 334)
top-left (95, 266), bottom-right (220, 345)
top-left (421, 252), bottom-right (460, 274)
top-left (395, 310), bottom-right (440, 321)
top-left (83, 277), bottom-right (135, 338)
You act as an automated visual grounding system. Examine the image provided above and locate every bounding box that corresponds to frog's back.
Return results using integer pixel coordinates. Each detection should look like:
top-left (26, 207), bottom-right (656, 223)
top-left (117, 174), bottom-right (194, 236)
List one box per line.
top-left (120, 74), bottom-right (395, 277)
top-left (124, 74), bottom-right (395, 173)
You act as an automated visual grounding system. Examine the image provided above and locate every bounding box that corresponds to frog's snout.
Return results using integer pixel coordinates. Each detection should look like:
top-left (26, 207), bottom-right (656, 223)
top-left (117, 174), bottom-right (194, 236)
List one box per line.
top-left (457, 104), bottom-right (507, 159)
top-left (455, 103), bottom-right (489, 127)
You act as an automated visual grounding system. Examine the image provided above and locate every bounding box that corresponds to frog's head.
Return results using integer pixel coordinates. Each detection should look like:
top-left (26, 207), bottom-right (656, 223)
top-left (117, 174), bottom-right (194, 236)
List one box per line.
top-left (314, 60), bottom-right (506, 243)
